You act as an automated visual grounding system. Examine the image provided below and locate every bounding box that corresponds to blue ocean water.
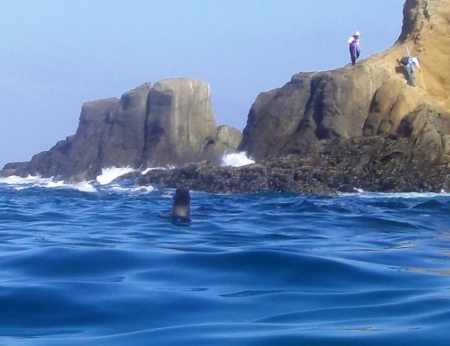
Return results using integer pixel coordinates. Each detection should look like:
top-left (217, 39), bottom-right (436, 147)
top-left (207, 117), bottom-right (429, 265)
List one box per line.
top-left (0, 175), bottom-right (449, 345)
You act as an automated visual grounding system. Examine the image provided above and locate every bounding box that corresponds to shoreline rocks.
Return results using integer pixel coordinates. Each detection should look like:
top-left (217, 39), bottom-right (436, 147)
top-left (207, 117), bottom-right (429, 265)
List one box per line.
top-left (137, 133), bottom-right (450, 195)
top-left (1, 0), bottom-right (449, 195)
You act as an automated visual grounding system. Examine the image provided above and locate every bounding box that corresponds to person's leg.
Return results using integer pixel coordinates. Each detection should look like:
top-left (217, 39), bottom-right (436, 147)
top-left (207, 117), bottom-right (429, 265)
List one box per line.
top-left (349, 46), bottom-right (356, 65)
top-left (406, 65), bottom-right (415, 86)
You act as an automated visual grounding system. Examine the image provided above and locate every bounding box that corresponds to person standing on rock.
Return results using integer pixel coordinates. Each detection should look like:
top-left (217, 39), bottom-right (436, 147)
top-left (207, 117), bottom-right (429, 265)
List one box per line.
top-left (400, 55), bottom-right (420, 87)
top-left (348, 31), bottom-right (361, 65)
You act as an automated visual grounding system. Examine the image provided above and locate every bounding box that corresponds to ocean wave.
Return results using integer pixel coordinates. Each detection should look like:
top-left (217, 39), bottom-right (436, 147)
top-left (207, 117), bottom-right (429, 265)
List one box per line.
top-left (0, 152), bottom-right (253, 193)
top-left (0, 168), bottom-right (155, 194)
top-left (339, 191), bottom-right (450, 199)
top-left (221, 152), bottom-right (254, 167)
top-left (96, 167), bottom-right (136, 185)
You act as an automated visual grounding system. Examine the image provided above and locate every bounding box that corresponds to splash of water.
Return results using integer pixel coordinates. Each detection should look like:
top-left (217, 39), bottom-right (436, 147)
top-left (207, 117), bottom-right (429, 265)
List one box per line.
top-left (0, 175), bottom-right (97, 192)
top-left (96, 167), bottom-right (135, 185)
top-left (0, 175), bottom-right (61, 190)
top-left (221, 152), bottom-right (254, 167)
top-left (66, 181), bottom-right (97, 193)
top-left (141, 166), bottom-right (173, 175)
top-left (109, 184), bottom-right (155, 193)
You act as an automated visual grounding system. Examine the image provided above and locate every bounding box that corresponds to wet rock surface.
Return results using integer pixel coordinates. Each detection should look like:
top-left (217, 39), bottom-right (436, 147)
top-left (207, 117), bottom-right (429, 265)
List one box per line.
top-left (137, 133), bottom-right (450, 195)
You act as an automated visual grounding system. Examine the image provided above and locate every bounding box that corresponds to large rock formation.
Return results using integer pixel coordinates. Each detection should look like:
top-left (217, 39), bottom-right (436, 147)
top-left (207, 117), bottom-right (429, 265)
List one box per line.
top-left (3, 0), bottom-right (449, 194)
top-left (6, 78), bottom-right (241, 181)
top-left (239, 0), bottom-right (450, 161)
top-left (138, 104), bottom-right (450, 194)
top-left (136, 0), bottom-right (450, 194)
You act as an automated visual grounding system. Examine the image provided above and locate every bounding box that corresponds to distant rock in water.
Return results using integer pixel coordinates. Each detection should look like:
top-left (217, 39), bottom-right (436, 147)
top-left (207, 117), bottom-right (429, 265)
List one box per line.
top-left (6, 78), bottom-right (241, 181)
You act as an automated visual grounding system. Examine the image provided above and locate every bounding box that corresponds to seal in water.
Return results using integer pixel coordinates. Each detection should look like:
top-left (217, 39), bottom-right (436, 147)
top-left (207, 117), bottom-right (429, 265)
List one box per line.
top-left (171, 188), bottom-right (191, 219)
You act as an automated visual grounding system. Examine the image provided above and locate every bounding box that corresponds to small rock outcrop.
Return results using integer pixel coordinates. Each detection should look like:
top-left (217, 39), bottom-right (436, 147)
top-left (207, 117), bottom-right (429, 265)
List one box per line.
top-left (8, 78), bottom-right (241, 181)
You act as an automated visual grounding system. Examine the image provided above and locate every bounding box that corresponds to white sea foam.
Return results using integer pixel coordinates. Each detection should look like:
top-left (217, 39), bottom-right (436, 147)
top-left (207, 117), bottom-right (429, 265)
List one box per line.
top-left (141, 166), bottom-right (172, 175)
top-left (66, 181), bottom-right (97, 193)
top-left (109, 184), bottom-right (155, 193)
top-left (0, 169), bottom-right (161, 194)
top-left (0, 174), bottom-right (52, 186)
top-left (221, 152), bottom-right (254, 167)
top-left (0, 175), bottom-right (60, 190)
top-left (0, 168), bottom-right (159, 194)
top-left (1, 173), bottom-right (448, 198)
top-left (0, 174), bottom-right (156, 194)
top-left (339, 191), bottom-right (450, 199)
top-left (0, 174), bottom-right (96, 192)
top-left (96, 167), bottom-right (136, 185)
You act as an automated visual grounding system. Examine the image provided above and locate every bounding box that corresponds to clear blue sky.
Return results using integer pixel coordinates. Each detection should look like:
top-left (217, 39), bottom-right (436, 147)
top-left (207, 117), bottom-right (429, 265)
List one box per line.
top-left (0, 0), bottom-right (404, 167)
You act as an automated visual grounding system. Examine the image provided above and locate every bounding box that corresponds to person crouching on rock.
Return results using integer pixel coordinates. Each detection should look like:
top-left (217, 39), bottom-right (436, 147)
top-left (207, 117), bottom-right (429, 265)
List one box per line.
top-left (348, 31), bottom-right (361, 65)
top-left (400, 55), bottom-right (420, 87)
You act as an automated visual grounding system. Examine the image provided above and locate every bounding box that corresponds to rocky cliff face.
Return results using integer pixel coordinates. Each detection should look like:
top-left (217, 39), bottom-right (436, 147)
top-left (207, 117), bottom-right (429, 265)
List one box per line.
top-left (143, 79), bottom-right (218, 166)
top-left (239, 0), bottom-right (450, 162)
top-left (9, 78), bottom-right (241, 181)
top-left (138, 104), bottom-right (450, 194)
top-left (3, 0), bottom-right (449, 193)
top-left (137, 0), bottom-right (450, 195)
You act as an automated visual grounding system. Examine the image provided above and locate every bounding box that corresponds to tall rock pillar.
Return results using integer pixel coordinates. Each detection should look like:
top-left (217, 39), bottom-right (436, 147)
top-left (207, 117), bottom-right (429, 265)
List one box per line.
top-left (143, 78), bottom-right (218, 166)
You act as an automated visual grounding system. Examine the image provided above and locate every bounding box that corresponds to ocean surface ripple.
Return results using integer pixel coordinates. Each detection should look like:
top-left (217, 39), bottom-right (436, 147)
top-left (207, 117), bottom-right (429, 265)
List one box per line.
top-left (0, 176), bottom-right (449, 345)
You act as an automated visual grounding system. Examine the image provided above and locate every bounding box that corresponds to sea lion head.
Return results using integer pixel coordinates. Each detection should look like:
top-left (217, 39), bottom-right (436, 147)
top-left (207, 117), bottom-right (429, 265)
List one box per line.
top-left (171, 188), bottom-right (191, 219)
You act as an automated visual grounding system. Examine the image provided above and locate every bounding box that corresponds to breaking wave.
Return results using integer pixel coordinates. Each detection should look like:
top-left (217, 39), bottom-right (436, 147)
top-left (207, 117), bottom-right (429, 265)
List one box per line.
top-left (0, 167), bottom-right (154, 194)
top-left (96, 166), bottom-right (136, 185)
top-left (221, 152), bottom-right (254, 167)
top-left (0, 152), bottom-right (254, 193)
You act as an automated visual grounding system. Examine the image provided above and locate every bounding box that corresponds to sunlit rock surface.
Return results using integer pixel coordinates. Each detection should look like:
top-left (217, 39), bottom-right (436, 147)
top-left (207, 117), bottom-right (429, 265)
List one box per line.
top-left (239, 0), bottom-right (450, 161)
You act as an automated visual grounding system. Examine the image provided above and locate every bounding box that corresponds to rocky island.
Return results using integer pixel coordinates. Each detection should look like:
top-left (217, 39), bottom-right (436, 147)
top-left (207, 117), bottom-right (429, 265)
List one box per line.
top-left (2, 0), bottom-right (450, 194)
